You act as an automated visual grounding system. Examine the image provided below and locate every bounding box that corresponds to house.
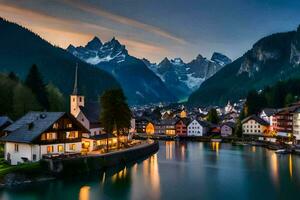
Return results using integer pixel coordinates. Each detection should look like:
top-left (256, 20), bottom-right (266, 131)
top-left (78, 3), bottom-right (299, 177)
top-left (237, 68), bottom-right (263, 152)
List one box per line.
top-left (135, 117), bottom-right (149, 133)
top-left (146, 122), bottom-right (155, 135)
top-left (187, 119), bottom-right (210, 136)
top-left (220, 122), bottom-right (235, 137)
top-left (241, 115), bottom-right (269, 136)
top-left (292, 108), bottom-right (300, 143)
top-left (175, 118), bottom-right (190, 137)
top-left (1, 112), bottom-right (88, 165)
top-left (272, 105), bottom-right (300, 134)
top-left (259, 108), bottom-right (277, 127)
top-left (0, 116), bottom-right (13, 137)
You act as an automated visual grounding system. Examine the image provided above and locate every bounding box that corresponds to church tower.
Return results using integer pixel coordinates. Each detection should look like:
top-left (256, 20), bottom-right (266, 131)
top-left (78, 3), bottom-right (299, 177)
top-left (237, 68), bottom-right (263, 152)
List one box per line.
top-left (70, 64), bottom-right (85, 117)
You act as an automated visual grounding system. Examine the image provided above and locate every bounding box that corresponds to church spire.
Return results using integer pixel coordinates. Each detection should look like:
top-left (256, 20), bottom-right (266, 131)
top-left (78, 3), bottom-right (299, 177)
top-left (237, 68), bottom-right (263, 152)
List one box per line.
top-left (72, 63), bottom-right (78, 95)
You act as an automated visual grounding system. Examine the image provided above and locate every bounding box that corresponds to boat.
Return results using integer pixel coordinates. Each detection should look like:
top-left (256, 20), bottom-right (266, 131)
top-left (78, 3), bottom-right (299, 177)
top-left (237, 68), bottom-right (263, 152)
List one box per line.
top-left (275, 149), bottom-right (291, 154)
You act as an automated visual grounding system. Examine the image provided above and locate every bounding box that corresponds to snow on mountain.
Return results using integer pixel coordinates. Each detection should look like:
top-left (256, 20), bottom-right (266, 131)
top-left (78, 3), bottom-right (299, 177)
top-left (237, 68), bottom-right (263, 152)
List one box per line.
top-left (67, 37), bottom-right (127, 66)
top-left (143, 53), bottom-right (232, 99)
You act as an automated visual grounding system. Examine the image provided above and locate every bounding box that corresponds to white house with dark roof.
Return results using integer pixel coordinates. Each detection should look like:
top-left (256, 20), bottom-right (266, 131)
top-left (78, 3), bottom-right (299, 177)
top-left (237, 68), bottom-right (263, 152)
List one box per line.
top-left (1, 112), bottom-right (88, 165)
top-left (187, 119), bottom-right (210, 136)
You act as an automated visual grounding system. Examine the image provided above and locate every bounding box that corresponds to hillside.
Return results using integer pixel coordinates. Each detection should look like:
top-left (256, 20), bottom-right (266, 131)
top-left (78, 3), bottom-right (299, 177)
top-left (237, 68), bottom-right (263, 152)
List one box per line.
top-left (188, 26), bottom-right (300, 107)
top-left (0, 18), bottom-right (120, 102)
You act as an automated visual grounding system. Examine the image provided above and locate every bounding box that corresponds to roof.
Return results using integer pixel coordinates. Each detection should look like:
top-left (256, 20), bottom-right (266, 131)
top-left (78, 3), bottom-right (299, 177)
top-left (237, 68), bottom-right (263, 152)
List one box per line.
top-left (0, 116), bottom-right (13, 128)
top-left (176, 118), bottom-right (190, 126)
top-left (80, 101), bottom-right (101, 123)
top-left (261, 108), bottom-right (277, 117)
top-left (189, 119), bottom-right (212, 128)
top-left (2, 112), bottom-right (65, 143)
top-left (1, 112), bottom-right (88, 143)
top-left (241, 115), bottom-right (269, 126)
top-left (221, 122), bottom-right (235, 129)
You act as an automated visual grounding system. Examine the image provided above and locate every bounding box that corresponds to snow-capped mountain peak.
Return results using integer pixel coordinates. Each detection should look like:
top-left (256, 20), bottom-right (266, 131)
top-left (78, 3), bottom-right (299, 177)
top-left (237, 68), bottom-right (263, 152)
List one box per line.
top-left (85, 36), bottom-right (102, 50)
top-left (67, 36), bottom-right (127, 65)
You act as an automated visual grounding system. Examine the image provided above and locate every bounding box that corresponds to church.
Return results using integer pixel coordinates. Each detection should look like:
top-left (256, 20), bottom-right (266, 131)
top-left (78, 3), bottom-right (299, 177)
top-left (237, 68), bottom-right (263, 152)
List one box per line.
top-left (70, 66), bottom-right (119, 152)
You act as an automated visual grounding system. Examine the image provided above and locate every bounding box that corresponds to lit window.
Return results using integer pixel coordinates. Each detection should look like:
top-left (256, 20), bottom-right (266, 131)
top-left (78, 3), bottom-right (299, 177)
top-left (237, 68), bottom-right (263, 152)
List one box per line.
top-left (53, 123), bottom-right (59, 129)
top-left (67, 131), bottom-right (78, 139)
top-left (14, 144), bottom-right (19, 152)
top-left (69, 144), bottom-right (76, 151)
top-left (47, 146), bottom-right (54, 153)
top-left (58, 145), bottom-right (64, 152)
top-left (66, 123), bottom-right (72, 128)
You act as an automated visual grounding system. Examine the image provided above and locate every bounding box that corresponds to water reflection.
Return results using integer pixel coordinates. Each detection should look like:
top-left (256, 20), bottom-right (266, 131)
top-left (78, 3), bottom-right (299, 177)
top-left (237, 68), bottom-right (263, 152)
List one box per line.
top-left (211, 142), bottom-right (220, 155)
top-left (79, 186), bottom-right (90, 200)
top-left (252, 146), bottom-right (256, 153)
top-left (289, 154), bottom-right (293, 179)
top-left (166, 141), bottom-right (173, 160)
top-left (141, 154), bottom-right (160, 199)
top-left (270, 153), bottom-right (279, 186)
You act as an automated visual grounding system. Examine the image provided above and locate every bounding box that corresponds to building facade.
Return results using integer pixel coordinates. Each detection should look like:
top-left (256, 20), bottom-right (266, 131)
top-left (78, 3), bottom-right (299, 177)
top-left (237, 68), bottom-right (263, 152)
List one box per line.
top-left (1, 112), bottom-right (88, 165)
top-left (187, 119), bottom-right (209, 136)
top-left (242, 115), bottom-right (269, 136)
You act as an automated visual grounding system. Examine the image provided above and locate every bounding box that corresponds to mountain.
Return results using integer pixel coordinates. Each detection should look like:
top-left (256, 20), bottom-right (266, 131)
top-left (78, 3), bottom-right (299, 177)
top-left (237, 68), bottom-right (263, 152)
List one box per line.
top-left (188, 25), bottom-right (300, 107)
top-left (143, 53), bottom-right (231, 100)
top-left (0, 18), bottom-right (120, 101)
top-left (67, 37), bottom-right (177, 105)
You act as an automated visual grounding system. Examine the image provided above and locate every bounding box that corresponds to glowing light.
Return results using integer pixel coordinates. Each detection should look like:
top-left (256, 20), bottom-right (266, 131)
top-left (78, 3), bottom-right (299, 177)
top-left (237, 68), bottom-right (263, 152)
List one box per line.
top-left (289, 154), bottom-right (293, 178)
top-left (270, 153), bottom-right (279, 186)
top-left (166, 141), bottom-right (173, 160)
top-left (79, 186), bottom-right (90, 200)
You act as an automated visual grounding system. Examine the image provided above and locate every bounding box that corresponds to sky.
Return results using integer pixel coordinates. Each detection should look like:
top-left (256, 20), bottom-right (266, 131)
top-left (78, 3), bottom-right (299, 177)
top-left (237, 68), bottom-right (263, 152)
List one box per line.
top-left (0, 0), bottom-right (300, 63)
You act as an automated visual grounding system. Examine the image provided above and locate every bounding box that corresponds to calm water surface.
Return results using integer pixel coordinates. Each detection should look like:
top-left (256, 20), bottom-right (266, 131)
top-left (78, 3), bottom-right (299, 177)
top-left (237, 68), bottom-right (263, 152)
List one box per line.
top-left (1, 141), bottom-right (300, 200)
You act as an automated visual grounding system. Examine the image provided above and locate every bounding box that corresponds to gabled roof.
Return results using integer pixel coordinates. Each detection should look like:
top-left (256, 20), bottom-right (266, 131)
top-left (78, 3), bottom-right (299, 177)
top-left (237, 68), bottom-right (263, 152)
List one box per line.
top-left (175, 118), bottom-right (190, 126)
top-left (189, 119), bottom-right (211, 128)
top-left (261, 108), bottom-right (277, 117)
top-left (1, 111), bottom-right (88, 143)
top-left (79, 101), bottom-right (101, 123)
top-left (0, 116), bottom-right (13, 128)
top-left (241, 115), bottom-right (269, 126)
top-left (221, 121), bottom-right (235, 129)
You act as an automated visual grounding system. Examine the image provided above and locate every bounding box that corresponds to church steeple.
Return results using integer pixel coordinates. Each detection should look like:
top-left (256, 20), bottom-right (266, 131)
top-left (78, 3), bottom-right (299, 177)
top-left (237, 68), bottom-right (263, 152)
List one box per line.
top-left (70, 63), bottom-right (84, 117)
top-left (72, 63), bottom-right (78, 95)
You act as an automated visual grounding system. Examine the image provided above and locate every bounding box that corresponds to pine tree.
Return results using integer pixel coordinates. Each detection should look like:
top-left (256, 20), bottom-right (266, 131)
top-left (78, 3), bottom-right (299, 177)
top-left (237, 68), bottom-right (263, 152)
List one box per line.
top-left (46, 83), bottom-right (66, 111)
top-left (100, 89), bottom-right (132, 151)
top-left (25, 64), bottom-right (49, 109)
top-left (207, 108), bottom-right (219, 124)
top-left (12, 84), bottom-right (41, 119)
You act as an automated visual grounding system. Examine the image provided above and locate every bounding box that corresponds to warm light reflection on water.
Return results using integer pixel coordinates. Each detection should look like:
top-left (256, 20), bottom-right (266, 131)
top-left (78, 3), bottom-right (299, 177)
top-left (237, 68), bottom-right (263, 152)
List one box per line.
top-left (270, 153), bottom-right (279, 186)
top-left (166, 141), bottom-right (173, 160)
top-left (79, 186), bottom-right (90, 200)
top-left (289, 154), bottom-right (293, 178)
top-left (211, 142), bottom-right (220, 155)
top-left (252, 146), bottom-right (256, 153)
top-left (142, 154), bottom-right (160, 199)
top-left (111, 167), bottom-right (128, 183)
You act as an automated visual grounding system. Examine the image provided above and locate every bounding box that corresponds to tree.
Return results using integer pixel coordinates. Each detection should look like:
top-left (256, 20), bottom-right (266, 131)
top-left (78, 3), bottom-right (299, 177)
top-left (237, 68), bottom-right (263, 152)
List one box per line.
top-left (100, 89), bottom-right (132, 151)
top-left (8, 72), bottom-right (19, 82)
top-left (12, 83), bottom-right (41, 119)
top-left (207, 108), bottom-right (219, 124)
top-left (284, 93), bottom-right (294, 106)
top-left (0, 74), bottom-right (17, 117)
top-left (46, 83), bottom-right (66, 111)
top-left (25, 64), bottom-right (49, 109)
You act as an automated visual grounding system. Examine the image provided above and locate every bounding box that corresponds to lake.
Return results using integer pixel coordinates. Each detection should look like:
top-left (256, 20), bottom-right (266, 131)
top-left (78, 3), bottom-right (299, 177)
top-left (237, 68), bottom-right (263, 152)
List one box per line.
top-left (1, 141), bottom-right (300, 200)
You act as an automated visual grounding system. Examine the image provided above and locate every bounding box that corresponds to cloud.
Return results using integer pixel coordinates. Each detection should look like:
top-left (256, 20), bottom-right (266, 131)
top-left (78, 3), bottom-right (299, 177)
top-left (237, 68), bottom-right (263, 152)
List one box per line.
top-left (62, 0), bottom-right (187, 45)
top-left (0, 2), bottom-right (173, 61)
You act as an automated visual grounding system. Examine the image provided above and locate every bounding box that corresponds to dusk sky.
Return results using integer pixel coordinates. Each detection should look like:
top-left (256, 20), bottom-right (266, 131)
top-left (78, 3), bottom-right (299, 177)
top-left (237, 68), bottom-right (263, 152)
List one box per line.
top-left (0, 0), bottom-right (300, 62)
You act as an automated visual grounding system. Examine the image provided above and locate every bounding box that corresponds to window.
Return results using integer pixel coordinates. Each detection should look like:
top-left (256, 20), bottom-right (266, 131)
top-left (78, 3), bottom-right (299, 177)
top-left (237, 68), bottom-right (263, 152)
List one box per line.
top-left (14, 144), bottom-right (19, 152)
top-left (73, 98), bottom-right (75, 102)
top-left (41, 132), bottom-right (57, 140)
top-left (53, 123), bottom-right (59, 129)
top-left (58, 145), bottom-right (64, 152)
top-left (67, 131), bottom-right (78, 139)
top-left (69, 144), bottom-right (76, 151)
top-left (47, 146), bottom-right (54, 153)
top-left (66, 123), bottom-right (72, 128)
top-left (33, 154), bottom-right (37, 161)
top-left (79, 97), bottom-right (82, 102)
